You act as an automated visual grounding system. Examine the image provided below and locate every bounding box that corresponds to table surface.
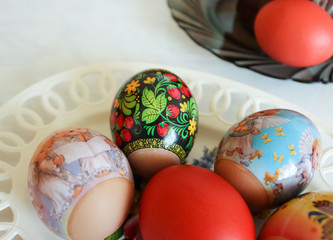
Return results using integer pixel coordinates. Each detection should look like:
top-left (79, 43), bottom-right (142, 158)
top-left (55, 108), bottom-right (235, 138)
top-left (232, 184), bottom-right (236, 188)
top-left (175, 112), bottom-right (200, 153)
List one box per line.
top-left (1, 0), bottom-right (332, 126)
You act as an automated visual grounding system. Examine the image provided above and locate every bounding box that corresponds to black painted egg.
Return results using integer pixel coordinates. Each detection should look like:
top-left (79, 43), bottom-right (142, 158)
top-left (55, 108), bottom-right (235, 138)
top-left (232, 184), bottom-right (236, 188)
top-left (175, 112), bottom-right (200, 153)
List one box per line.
top-left (110, 69), bottom-right (199, 178)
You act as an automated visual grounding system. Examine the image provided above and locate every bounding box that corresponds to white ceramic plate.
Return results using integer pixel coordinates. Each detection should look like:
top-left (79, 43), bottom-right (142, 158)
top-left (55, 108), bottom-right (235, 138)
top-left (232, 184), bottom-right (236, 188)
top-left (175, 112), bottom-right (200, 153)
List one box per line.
top-left (1, 62), bottom-right (333, 239)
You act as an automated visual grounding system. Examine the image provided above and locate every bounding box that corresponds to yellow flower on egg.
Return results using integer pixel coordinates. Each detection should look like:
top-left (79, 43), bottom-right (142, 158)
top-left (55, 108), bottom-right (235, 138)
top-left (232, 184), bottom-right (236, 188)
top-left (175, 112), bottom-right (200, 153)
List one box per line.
top-left (125, 80), bottom-right (140, 94)
top-left (188, 118), bottom-right (197, 136)
top-left (180, 102), bottom-right (188, 112)
top-left (114, 99), bottom-right (119, 108)
top-left (143, 77), bottom-right (156, 84)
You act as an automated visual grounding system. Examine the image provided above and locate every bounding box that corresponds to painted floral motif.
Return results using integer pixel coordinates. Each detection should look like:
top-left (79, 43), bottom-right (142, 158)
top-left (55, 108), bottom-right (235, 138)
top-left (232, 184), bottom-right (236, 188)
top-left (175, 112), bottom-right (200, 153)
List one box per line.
top-left (125, 80), bottom-right (140, 94)
top-left (110, 69), bottom-right (199, 162)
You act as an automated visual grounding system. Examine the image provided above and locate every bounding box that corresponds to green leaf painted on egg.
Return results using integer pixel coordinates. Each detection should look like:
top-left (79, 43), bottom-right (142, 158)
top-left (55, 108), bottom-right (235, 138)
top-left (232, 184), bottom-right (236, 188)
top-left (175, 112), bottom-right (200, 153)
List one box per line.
top-left (134, 102), bottom-right (141, 120)
top-left (124, 94), bottom-right (136, 109)
top-left (186, 136), bottom-right (193, 149)
top-left (189, 97), bottom-right (198, 118)
top-left (121, 103), bottom-right (132, 116)
top-left (155, 93), bottom-right (167, 112)
top-left (142, 108), bottom-right (159, 124)
top-left (142, 87), bottom-right (156, 109)
top-left (121, 93), bottom-right (137, 116)
top-left (125, 93), bottom-right (136, 101)
top-left (144, 125), bottom-right (157, 136)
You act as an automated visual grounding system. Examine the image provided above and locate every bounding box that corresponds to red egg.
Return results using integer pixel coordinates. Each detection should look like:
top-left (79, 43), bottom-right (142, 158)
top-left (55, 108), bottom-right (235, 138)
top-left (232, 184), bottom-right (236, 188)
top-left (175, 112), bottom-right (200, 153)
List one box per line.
top-left (254, 0), bottom-right (333, 67)
top-left (139, 165), bottom-right (256, 240)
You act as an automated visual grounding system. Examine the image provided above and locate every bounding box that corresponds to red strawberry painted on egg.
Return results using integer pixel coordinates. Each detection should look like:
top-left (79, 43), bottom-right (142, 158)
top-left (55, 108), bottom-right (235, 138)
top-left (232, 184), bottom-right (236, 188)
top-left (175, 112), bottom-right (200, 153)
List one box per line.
top-left (116, 113), bottom-right (124, 129)
top-left (110, 112), bottom-right (116, 126)
top-left (167, 85), bottom-right (181, 99)
top-left (157, 122), bottom-right (169, 137)
top-left (121, 128), bottom-right (132, 142)
top-left (124, 116), bottom-right (134, 129)
top-left (166, 104), bottom-right (179, 118)
top-left (179, 84), bottom-right (190, 97)
top-left (115, 132), bottom-right (123, 146)
top-left (164, 73), bottom-right (178, 82)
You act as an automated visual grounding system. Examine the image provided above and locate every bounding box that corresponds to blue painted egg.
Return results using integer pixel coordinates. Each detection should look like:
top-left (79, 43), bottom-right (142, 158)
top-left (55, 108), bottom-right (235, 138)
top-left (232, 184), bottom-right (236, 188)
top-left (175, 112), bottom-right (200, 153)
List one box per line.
top-left (214, 109), bottom-right (321, 213)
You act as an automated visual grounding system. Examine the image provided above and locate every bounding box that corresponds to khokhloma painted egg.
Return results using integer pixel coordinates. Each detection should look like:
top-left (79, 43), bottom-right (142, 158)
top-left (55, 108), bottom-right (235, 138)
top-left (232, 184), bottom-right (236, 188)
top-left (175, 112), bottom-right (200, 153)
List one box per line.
top-left (214, 109), bottom-right (321, 213)
top-left (28, 127), bottom-right (134, 240)
top-left (259, 192), bottom-right (333, 240)
top-left (110, 69), bottom-right (199, 178)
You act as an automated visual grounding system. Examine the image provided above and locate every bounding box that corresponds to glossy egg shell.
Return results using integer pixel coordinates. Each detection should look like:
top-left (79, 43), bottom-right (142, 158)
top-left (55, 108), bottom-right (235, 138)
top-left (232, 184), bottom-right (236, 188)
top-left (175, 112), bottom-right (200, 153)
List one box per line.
top-left (27, 127), bottom-right (134, 240)
top-left (214, 109), bottom-right (321, 213)
top-left (254, 0), bottom-right (333, 67)
top-left (259, 192), bottom-right (333, 240)
top-left (139, 165), bottom-right (256, 240)
top-left (110, 69), bottom-right (199, 178)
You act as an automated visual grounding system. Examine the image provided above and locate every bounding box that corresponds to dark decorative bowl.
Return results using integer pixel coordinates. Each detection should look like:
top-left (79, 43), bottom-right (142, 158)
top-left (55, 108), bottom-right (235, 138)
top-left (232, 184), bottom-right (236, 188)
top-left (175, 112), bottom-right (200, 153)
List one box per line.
top-left (167, 0), bottom-right (333, 83)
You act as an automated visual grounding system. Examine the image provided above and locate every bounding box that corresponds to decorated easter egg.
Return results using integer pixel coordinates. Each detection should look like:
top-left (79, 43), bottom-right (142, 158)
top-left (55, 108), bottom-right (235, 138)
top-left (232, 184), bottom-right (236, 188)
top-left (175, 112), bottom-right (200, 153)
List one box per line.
top-left (259, 192), bottom-right (333, 240)
top-left (214, 109), bottom-right (321, 213)
top-left (27, 127), bottom-right (134, 240)
top-left (110, 69), bottom-right (199, 178)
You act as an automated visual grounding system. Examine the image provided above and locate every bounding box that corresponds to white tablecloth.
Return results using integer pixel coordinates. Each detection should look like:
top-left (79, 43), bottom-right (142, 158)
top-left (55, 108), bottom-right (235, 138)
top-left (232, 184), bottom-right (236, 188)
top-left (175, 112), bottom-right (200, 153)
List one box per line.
top-left (1, 0), bottom-right (332, 125)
